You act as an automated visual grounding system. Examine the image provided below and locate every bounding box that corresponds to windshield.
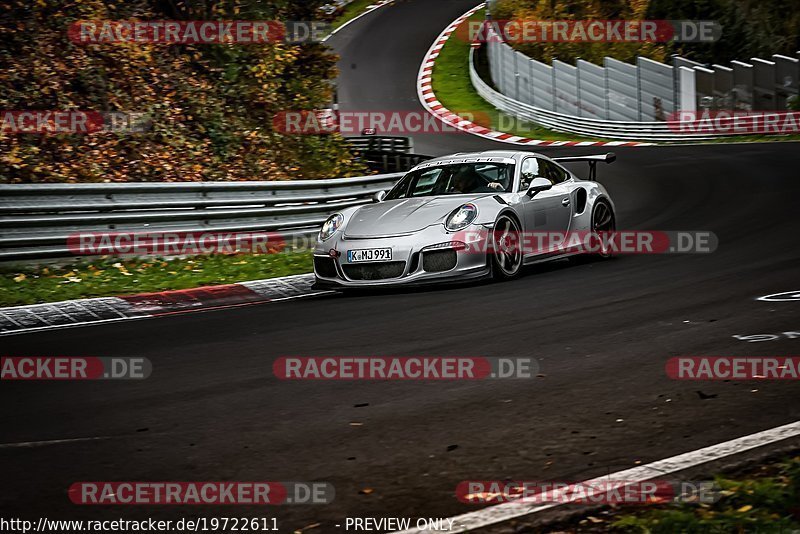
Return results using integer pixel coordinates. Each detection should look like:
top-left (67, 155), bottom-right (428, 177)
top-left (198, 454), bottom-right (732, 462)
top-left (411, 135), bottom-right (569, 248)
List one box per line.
top-left (385, 162), bottom-right (515, 200)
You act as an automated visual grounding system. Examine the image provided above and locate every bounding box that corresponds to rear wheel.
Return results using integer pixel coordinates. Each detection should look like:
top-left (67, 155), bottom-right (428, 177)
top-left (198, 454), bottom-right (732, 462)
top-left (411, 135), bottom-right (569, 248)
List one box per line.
top-left (490, 214), bottom-right (523, 280)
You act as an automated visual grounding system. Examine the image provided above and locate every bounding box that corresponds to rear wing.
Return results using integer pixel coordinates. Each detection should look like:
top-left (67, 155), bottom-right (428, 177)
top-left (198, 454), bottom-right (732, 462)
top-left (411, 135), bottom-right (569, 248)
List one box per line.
top-left (552, 152), bottom-right (616, 181)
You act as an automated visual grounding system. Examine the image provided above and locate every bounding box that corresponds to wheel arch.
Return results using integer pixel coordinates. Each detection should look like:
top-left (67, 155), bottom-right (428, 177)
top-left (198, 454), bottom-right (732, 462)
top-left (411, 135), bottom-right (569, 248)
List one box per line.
top-left (496, 208), bottom-right (522, 229)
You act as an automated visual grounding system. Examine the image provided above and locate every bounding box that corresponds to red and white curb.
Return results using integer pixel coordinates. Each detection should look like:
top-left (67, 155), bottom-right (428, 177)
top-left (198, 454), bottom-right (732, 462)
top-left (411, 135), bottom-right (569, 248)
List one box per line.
top-left (0, 274), bottom-right (328, 336)
top-left (416, 3), bottom-right (653, 148)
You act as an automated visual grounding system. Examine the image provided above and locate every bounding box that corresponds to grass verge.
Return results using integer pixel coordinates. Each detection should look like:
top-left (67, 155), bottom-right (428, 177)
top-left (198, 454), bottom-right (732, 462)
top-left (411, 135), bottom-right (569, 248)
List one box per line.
top-left (331, 0), bottom-right (385, 31)
top-left (431, 10), bottom-right (800, 145)
top-left (0, 252), bottom-right (313, 307)
top-left (556, 454), bottom-right (800, 532)
top-left (431, 9), bottom-right (607, 143)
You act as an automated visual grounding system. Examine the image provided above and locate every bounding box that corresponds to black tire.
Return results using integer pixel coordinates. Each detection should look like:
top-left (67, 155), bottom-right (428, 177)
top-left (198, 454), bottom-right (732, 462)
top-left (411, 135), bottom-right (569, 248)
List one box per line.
top-left (490, 214), bottom-right (523, 280)
top-left (571, 199), bottom-right (616, 263)
top-left (591, 199), bottom-right (616, 258)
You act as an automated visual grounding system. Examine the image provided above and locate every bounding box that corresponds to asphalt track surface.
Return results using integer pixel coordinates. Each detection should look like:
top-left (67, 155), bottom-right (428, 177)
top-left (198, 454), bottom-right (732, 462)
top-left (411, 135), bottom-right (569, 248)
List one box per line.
top-left (2, 0), bottom-right (800, 532)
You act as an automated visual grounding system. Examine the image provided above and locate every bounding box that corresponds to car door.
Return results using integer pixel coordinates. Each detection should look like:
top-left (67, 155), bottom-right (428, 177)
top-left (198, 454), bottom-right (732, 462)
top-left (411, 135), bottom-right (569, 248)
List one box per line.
top-left (519, 157), bottom-right (573, 235)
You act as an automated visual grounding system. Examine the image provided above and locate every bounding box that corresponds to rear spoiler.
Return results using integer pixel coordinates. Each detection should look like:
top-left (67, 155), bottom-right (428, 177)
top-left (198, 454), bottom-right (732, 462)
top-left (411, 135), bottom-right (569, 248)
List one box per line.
top-left (552, 152), bottom-right (616, 181)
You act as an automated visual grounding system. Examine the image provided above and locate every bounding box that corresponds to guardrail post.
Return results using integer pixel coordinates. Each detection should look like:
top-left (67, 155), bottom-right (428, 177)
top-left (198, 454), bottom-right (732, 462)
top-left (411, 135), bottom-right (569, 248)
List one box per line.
top-left (772, 54), bottom-right (799, 109)
top-left (731, 60), bottom-right (754, 110)
top-left (636, 56), bottom-right (643, 121)
top-left (603, 60), bottom-right (610, 120)
top-left (576, 57), bottom-right (582, 117)
top-left (712, 64), bottom-right (734, 110)
top-left (678, 66), bottom-right (697, 112)
top-left (750, 58), bottom-right (776, 111)
top-left (529, 56), bottom-right (536, 107)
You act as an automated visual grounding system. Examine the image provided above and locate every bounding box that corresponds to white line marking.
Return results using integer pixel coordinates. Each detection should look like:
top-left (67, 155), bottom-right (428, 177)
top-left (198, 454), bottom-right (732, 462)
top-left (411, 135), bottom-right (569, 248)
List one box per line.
top-left (270, 291), bottom-right (334, 302)
top-left (322, 0), bottom-right (394, 42)
top-left (0, 315), bottom-right (149, 337)
top-left (391, 420), bottom-right (800, 533)
top-left (0, 436), bottom-right (112, 449)
top-left (757, 290), bottom-right (800, 302)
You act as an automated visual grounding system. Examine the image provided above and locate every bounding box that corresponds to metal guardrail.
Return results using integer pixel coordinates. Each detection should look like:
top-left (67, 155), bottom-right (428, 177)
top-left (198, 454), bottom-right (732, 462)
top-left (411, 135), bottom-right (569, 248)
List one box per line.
top-left (472, 47), bottom-right (756, 142)
top-left (346, 136), bottom-right (434, 172)
top-left (479, 22), bottom-right (799, 141)
top-left (346, 135), bottom-right (415, 153)
top-left (0, 173), bottom-right (404, 260)
top-left (359, 152), bottom-right (433, 173)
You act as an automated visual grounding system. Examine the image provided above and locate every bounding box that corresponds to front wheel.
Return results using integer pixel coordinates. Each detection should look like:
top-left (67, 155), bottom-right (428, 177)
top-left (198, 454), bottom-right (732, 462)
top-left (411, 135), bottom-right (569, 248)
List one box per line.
top-left (490, 214), bottom-right (523, 280)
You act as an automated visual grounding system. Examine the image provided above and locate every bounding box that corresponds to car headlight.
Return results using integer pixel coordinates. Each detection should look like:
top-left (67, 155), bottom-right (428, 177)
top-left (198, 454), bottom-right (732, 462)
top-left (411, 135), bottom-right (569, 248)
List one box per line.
top-left (445, 203), bottom-right (478, 231)
top-left (319, 213), bottom-right (344, 241)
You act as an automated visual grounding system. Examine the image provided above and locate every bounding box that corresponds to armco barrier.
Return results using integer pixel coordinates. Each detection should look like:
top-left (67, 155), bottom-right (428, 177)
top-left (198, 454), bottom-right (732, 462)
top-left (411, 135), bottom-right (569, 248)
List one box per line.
top-left (0, 174), bottom-right (403, 260)
top-left (345, 136), bottom-right (433, 172)
top-left (472, 47), bottom-right (800, 141)
top-left (480, 23), bottom-right (799, 140)
top-left (471, 48), bottom-right (717, 141)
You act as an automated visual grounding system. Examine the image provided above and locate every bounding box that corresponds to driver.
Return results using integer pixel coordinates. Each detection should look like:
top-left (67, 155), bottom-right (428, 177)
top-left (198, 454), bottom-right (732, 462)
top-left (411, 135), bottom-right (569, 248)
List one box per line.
top-left (451, 167), bottom-right (478, 193)
top-left (451, 166), bottom-right (504, 193)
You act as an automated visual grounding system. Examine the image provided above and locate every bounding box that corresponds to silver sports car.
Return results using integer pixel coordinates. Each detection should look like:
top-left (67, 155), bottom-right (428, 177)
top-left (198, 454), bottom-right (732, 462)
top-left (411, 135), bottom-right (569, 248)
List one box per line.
top-left (312, 150), bottom-right (617, 288)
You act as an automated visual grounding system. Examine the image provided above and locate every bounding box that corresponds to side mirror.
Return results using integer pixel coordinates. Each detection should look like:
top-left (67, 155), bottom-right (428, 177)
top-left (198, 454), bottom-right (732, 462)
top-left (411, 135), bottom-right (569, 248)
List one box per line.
top-left (526, 177), bottom-right (552, 197)
top-left (373, 190), bottom-right (387, 202)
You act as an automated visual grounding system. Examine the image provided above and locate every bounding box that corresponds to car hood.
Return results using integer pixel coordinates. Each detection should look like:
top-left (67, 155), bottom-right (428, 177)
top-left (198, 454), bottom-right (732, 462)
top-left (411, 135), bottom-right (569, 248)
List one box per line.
top-left (344, 195), bottom-right (489, 237)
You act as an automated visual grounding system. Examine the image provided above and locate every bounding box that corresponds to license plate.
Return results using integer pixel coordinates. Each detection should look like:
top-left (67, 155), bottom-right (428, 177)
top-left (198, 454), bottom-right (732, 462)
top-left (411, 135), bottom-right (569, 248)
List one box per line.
top-left (347, 248), bottom-right (392, 262)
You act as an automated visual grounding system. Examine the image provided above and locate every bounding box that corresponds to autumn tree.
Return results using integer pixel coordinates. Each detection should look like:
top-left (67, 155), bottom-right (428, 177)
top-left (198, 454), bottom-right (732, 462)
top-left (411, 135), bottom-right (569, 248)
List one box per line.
top-left (0, 0), bottom-right (367, 182)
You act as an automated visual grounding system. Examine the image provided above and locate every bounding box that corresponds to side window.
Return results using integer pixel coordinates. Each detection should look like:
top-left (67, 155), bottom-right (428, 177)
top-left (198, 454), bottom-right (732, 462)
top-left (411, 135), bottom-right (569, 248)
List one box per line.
top-left (540, 160), bottom-right (569, 184)
top-left (519, 158), bottom-right (539, 190)
top-left (409, 169), bottom-right (442, 197)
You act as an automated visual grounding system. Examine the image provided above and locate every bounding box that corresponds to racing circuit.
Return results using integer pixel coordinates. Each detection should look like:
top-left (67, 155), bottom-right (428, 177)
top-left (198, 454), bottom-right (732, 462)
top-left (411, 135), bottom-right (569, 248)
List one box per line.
top-left (2, 0), bottom-right (800, 532)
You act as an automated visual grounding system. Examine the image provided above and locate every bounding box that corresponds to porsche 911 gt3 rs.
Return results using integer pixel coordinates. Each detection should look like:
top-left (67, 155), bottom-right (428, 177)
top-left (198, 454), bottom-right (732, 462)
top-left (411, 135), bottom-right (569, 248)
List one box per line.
top-left (312, 150), bottom-right (617, 288)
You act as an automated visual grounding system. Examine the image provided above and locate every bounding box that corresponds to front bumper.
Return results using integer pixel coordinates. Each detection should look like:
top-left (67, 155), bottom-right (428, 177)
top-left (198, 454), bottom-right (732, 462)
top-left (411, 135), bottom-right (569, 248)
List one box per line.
top-left (312, 224), bottom-right (491, 288)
